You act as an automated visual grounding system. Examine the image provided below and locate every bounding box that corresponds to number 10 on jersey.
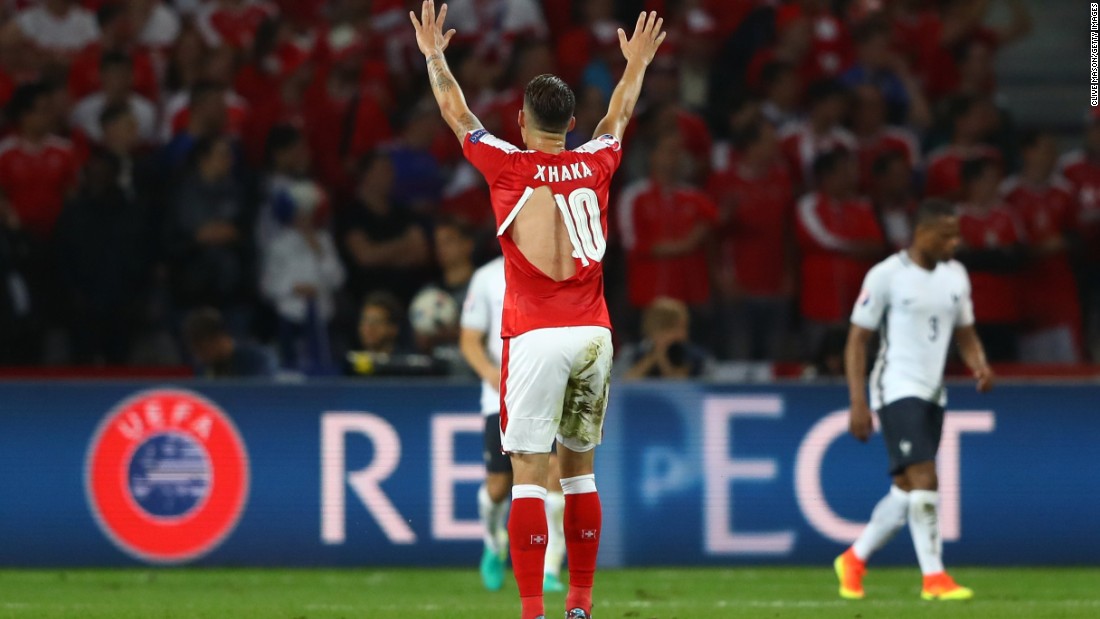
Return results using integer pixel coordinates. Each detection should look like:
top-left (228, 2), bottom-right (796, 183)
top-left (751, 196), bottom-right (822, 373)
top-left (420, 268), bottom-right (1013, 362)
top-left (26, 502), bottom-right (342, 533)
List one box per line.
top-left (553, 187), bottom-right (606, 265)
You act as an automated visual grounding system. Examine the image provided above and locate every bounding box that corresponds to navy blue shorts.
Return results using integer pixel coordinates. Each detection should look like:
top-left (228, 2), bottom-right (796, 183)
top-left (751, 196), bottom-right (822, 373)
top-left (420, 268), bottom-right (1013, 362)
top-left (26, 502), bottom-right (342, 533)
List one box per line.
top-left (878, 397), bottom-right (945, 476)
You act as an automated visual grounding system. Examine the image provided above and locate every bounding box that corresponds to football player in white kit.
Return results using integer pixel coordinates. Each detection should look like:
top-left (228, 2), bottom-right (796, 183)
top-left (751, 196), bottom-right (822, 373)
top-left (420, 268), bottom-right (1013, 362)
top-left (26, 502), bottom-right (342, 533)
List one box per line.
top-left (459, 256), bottom-right (567, 594)
top-left (836, 199), bottom-right (995, 601)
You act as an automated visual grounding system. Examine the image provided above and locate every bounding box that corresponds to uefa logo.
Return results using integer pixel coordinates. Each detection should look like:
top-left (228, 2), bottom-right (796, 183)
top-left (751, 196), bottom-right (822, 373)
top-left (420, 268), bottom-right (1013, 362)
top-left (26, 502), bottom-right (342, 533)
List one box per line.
top-left (85, 389), bottom-right (250, 564)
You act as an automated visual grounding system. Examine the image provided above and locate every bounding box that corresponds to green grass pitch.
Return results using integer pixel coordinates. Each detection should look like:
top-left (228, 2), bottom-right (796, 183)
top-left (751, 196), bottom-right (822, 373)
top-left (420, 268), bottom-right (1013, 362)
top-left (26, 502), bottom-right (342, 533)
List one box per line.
top-left (1, 567), bottom-right (1098, 618)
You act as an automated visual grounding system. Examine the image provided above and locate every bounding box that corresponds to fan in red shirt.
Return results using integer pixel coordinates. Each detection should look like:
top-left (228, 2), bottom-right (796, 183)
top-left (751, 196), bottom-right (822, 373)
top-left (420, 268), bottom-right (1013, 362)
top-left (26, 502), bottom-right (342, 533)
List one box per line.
top-left (1060, 112), bottom-right (1100, 360)
top-left (955, 156), bottom-right (1025, 361)
top-left (779, 79), bottom-right (855, 189)
top-left (795, 149), bottom-right (884, 353)
top-left (410, 5), bottom-right (666, 619)
top-left (195, 0), bottom-right (279, 49)
top-left (0, 81), bottom-right (79, 241)
top-left (708, 119), bottom-right (794, 360)
top-left (924, 95), bottom-right (1001, 199)
top-left (67, 4), bottom-right (159, 102)
top-left (1003, 131), bottom-right (1083, 362)
top-left (619, 131), bottom-right (717, 310)
top-left (851, 84), bottom-right (920, 193)
top-left (1059, 111), bottom-right (1100, 271)
top-left (869, 150), bottom-right (918, 251)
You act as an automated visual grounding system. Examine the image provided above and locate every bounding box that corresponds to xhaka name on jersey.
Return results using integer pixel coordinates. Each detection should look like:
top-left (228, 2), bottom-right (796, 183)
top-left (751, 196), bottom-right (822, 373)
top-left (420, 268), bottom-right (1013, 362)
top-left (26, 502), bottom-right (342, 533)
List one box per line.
top-left (533, 162), bottom-right (595, 183)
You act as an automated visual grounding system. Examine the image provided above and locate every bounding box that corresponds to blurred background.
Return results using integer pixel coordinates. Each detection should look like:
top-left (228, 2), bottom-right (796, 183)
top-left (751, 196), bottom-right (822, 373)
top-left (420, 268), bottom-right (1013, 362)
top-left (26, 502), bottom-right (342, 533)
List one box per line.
top-left (0, 0), bottom-right (1095, 382)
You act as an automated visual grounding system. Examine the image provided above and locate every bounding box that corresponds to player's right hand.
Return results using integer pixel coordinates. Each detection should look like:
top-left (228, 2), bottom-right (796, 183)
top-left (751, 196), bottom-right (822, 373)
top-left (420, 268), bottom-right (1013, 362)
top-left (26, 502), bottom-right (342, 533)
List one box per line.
top-left (618, 11), bottom-right (667, 67)
top-left (848, 402), bottom-right (874, 443)
top-left (409, 0), bottom-right (456, 57)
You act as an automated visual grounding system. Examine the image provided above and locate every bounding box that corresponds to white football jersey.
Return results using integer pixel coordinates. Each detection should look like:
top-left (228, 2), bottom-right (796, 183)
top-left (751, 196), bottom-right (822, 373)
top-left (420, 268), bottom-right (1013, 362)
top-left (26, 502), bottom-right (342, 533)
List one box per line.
top-left (460, 257), bottom-right (506, 414)
top-left (851, 251), bottom-right (975, 409)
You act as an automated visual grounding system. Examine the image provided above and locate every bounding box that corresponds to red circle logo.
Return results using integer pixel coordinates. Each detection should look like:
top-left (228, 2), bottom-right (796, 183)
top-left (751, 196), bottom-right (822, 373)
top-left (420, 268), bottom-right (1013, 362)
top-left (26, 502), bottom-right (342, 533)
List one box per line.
top-left (85, 389), bottom-right (250, 563)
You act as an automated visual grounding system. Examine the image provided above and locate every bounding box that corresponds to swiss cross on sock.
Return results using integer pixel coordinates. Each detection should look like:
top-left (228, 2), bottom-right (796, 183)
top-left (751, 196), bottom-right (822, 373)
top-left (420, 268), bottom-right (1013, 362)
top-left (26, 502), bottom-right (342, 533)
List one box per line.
top-left (581, 529), bottom-right (599, 540)
top-left (530, 534), bottom-right (547, 545)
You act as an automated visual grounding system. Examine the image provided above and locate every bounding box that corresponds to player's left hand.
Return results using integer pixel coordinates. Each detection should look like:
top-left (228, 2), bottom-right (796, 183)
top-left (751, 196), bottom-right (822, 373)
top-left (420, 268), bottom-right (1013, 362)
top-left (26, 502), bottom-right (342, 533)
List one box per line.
top-left (974, 365), bottom-right (995, 393)
top-left (409, 1), bottom-right (456, 57)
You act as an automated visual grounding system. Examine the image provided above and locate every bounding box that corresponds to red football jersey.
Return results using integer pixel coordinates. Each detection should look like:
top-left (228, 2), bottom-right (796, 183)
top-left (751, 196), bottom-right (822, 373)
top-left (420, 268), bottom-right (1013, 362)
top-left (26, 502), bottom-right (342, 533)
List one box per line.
top-left (795, 192), bottom-right (883, 322)
top-left (0, 136), bottom-right (80, 239)
top-left (924, 144), bottom-right (1002, 199)
top-left (1002, 176), bottom-right (1081, 329)
top-left (856, 127), bottom-right (920, 191)
top-left (463, 129), bottom-right (622, 338)
top-left (708, 161), bottom-right (794, 297)
top-left (618, 179), bottom-right (719, 307)
top-left (779, 122), bottom-right (857, 188)
top-left (1059, 149), bottom-right (1100, 262)
top-left (957, 203), bottom-right (1024, 324)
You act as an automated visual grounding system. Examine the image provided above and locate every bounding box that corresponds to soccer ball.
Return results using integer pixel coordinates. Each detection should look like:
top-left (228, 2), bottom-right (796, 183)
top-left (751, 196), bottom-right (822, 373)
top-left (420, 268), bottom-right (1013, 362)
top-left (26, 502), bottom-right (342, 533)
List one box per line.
top-left (409, 287), bottom-right (458, 337)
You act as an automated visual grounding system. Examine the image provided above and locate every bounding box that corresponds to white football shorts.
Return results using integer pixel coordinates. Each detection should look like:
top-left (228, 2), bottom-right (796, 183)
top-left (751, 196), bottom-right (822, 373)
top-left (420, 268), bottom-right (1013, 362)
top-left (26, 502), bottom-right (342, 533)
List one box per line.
top-left (500, 325), bottom-right (613, 454)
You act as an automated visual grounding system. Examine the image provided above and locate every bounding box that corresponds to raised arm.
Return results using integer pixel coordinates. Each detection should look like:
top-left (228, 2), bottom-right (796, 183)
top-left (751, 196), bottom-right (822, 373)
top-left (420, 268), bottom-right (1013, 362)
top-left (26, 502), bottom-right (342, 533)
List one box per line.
top-left (409, 1), bottom-right (482, 140)
top-left (593, 11), bottom-right (668, 140)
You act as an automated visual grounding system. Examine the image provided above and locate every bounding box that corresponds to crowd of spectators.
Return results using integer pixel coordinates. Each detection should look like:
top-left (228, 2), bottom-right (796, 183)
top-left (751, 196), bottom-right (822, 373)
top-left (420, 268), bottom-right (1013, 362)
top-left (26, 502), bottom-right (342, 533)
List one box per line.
top-left (0, 0), bottom-right (1096, 377)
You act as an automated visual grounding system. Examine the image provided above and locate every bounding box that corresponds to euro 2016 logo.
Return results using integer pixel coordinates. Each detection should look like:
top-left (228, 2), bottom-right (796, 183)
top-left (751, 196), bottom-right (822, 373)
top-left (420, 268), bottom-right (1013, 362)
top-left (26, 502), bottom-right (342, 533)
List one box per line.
top-left (85, 389), bottom-right (249, 563)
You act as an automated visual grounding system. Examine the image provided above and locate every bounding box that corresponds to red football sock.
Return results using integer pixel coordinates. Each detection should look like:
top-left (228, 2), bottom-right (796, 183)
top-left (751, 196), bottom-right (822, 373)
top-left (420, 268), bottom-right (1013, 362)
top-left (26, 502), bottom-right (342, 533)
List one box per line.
top-left (563, 478), bottom-right (601, 613)
top-left (509, 487), bottom-right (548, 619)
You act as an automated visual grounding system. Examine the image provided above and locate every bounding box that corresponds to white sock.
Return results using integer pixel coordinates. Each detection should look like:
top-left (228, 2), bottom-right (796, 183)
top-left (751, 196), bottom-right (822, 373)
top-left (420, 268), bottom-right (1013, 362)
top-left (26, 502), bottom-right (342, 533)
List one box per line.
top-left (908, 489), bottom-right (945, 575)
top-left (478, 484), bottom-right (507, 554)
top-left (543, 491), bottom-right (565, 577)
top-left (852, 485), bottom-right (910, 562)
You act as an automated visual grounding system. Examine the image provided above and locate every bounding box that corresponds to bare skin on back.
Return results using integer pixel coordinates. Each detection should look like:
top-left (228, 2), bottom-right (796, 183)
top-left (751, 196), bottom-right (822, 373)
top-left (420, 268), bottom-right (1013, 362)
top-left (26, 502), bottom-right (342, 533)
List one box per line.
top-left (510, 186), bottom-right (577, 282)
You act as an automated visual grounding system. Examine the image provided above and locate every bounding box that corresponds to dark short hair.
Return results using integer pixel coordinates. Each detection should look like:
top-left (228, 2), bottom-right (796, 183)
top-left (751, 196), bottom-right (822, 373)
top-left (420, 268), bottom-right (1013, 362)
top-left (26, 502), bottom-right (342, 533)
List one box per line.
top-left (759, 61), bottom-right (794, 91)
top-left (435, 214), bottom-right (474, 241)
top-left (265, 124), bottom-right (303, 165)
top-left (362, 291), bottom-right (403, 324)
top-left (806, 79), bottom-right (849, 108)
top-left (947, 94), bottom-right (978, 126)
top-left (1018, 128), bottom-right (1048, 152)
top-left (99, 50), bottom-right (133, 72)
top-left (190, 80), bottom-right (225, 103)
top-left (524, 74), bottom-right (576, 134)
top-left (183, 307), bottom-right (228, 344)
top-left (732, 119), bottom-right (767, 151)
top-left (6, 80), bottom-right (56, 123)
top-left (96, 2), bottom-right (126, 28)
top-left (852, 16), bottom-right (889, 45)
top-left (914, 198), bottom-right (958, 228)
top-left (98, 102), bottom-right (132, 129)
top-left (812, 148), bottom-right (852, 179)
top-left (871, 150), bottom-right (908, 177)
top-left (960, 156), bottom-right (997, 185)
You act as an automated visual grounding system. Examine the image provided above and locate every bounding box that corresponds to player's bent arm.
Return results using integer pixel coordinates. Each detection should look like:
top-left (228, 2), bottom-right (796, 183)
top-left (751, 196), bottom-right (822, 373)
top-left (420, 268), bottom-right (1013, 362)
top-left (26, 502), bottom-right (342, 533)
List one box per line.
top-left (459, 327), bottom-right (500, 390)
top-left (409, 1), bottom-right (484, 140)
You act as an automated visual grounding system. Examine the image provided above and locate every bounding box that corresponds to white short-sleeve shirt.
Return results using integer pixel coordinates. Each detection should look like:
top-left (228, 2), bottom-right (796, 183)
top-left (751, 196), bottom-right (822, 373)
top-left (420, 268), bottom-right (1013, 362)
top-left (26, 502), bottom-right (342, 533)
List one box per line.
top-left (851, 251), bottom-right (974, 409)
top-left (460, 257), bottom-right (506, 415)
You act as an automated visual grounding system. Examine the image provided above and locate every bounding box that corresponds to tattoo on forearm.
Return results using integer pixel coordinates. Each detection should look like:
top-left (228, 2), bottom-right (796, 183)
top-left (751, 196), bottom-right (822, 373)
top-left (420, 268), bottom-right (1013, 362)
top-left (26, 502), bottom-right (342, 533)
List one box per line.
top-left (426, 54), bottom-right (455, 94)
top-left (455, 112), bottom-right (479, 133)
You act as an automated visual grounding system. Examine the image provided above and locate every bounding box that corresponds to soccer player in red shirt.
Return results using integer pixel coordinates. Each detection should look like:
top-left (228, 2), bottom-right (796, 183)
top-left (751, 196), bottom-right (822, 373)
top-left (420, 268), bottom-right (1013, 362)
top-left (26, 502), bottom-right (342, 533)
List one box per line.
top-left (619, 131), bottom-right (717, 310)
top-left (708, 119), bottom-right (795, 360)
top-left (410, 4), bottom-right (666, 619)
top-left (1002, 131), bottom-right (1082, 362)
